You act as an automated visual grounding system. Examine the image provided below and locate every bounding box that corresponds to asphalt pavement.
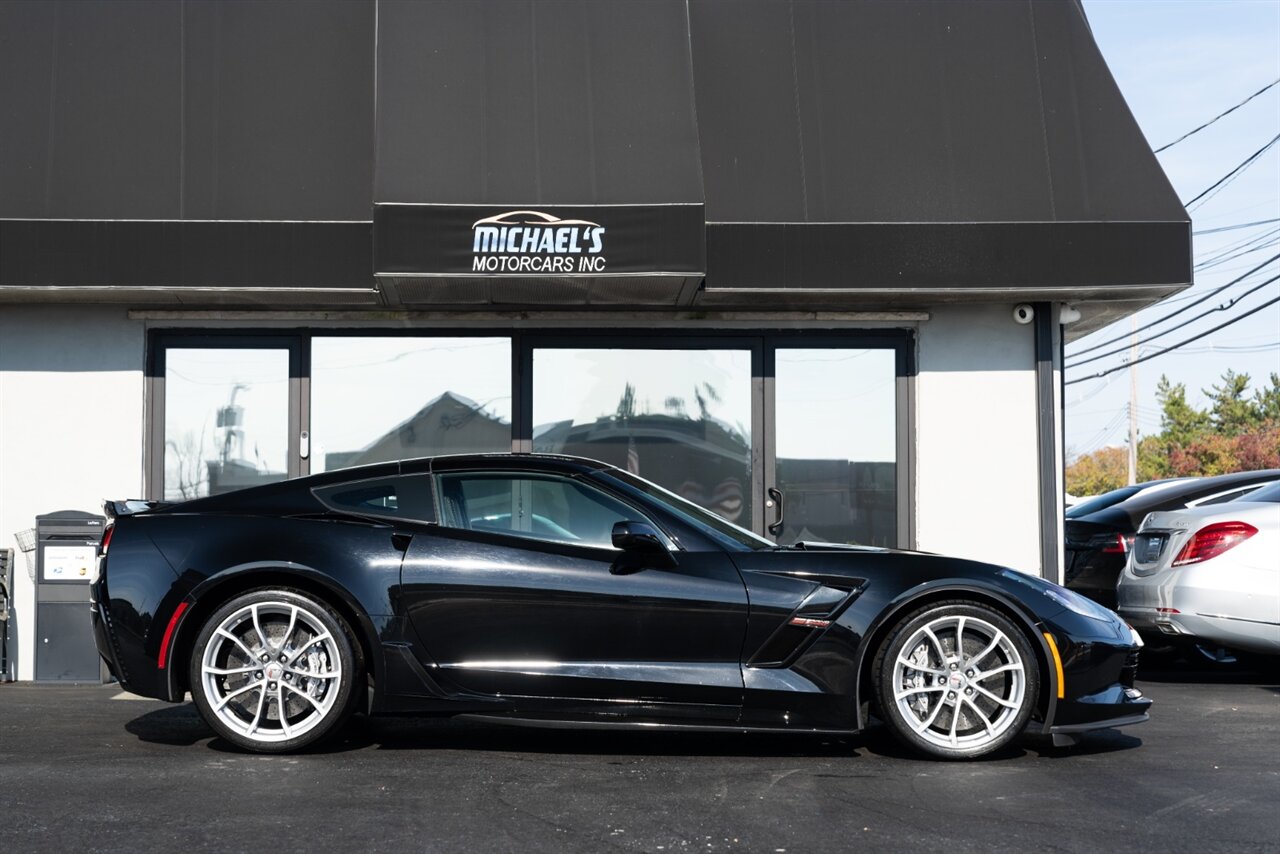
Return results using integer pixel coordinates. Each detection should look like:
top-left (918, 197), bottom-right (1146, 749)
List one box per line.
top-left (0, 663), bottom-right (1276, 853)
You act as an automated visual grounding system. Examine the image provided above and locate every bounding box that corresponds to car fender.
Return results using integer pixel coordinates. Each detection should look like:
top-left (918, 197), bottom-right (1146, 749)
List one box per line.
top-left (850, 578), bottom-right (1059, 733)
top-left (164, 560), bottom-right (387, 706)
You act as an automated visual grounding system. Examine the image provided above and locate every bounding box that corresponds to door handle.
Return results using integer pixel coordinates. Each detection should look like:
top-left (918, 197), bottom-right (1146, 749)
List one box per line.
top-left (767, 487), bottom-right (784, 536)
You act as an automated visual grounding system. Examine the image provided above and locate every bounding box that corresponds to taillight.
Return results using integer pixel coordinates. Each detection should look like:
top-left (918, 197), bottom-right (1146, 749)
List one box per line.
top-left (1172, 521), bottom-right (1257, 566)
top-left (1090, 532), bottom-right (1134, 554)
top-left (99, 523), bottom-right (114, 556)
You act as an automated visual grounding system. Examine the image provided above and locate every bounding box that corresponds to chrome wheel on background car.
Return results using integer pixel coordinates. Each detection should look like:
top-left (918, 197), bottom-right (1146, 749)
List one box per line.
top-left (189, 589), bottom-right (357, 752)
top-left (875, 601), bottom-right (1039, 759)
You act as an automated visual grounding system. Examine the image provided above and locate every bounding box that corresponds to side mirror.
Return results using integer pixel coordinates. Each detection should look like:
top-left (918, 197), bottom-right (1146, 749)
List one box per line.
top-left (612, 521), bottom-right (669, 553)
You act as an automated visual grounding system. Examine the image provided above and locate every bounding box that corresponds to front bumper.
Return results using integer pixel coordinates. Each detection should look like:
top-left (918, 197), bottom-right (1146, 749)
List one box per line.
top-left (1049, 711), bottom-right (1149, 746)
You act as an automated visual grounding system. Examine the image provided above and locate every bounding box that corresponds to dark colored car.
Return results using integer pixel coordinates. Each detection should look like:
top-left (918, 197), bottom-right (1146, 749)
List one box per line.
top-left (1065, 470), bottom-right (1280, 608)
top-left (93, 454), bottom-right (1149, 760)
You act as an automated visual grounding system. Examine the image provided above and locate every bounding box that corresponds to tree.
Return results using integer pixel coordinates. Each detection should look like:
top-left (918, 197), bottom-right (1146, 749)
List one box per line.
top-left (1206, 369), bottom-right (1260, 437)
top-left (1254, 372), bottom-right (1280, 423)
top-left (1155, 375), bottom-right (1208, 445)
top-left (1069, 369), bottom-right (1280, 495)
top-left (1066, 446), bottom-right (1128, 496)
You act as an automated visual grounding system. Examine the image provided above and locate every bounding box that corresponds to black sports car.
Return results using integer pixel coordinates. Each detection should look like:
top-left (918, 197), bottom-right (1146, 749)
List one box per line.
top-left (92, 454), bottom-right (1149, 759)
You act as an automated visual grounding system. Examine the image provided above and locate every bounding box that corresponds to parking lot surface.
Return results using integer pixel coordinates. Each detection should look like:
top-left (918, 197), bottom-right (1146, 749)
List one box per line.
top-left (0, 664), bottom-right (1276, 853)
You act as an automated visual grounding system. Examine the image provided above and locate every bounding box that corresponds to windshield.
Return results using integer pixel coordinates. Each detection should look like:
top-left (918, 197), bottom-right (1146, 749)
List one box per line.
top-left (1066, 486), bottom-right (1144, 518)
top-left (599, 470), bottom-right (776, 551)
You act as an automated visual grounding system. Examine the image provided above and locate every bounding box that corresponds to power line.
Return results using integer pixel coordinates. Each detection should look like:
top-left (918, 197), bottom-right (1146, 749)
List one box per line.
top-left (1196, 223), bottom-right (1280, 266)
top-left (1184, 133), bottom-right (1280, 211)
top-left (1173, 342), bottom-right (1280, 355)
top-left (1155, 78), bottom-right (1280, 153)
top-left (1066, 273), bottom-right (1280, 369)
top-left (1195, 231), bottom-right (1280, 272)
top-left (1194, 217), bottom-right (1280, 236)
top-left (1067, 253), bottom-right (1279, 357)
top-left (1066, 295), bottom-right (1280, 386)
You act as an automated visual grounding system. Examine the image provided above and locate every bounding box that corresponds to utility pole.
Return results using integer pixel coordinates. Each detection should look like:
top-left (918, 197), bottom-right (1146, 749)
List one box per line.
top-left (1128, 316), bottom-right (1138, 485)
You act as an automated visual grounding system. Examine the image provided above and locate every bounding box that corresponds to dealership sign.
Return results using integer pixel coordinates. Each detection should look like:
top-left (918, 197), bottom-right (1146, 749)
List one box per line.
top-left (471, 210), bottom-right (607, 274)
top-left (374, 203), bottom-right (704, 277)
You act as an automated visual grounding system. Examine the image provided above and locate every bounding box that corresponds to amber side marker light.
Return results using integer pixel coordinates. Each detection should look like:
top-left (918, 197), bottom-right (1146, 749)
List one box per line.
top-left (157, 601), bottom-right (190, 670)
top-left (1043, 632), bottom-right (1066, 699)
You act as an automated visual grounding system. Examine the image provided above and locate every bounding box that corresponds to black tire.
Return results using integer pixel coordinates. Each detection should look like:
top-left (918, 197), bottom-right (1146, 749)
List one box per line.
top-left (873, 600), bottom-right (1039, 760)
top-left (189, 588), bottom-right (359, 753)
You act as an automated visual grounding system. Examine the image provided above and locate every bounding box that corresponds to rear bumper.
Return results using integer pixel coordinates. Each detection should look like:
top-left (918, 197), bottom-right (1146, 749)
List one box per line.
top-left (90, 588), bottom-right (125, 686)
top-left (1120, 606), bottom-right (1280, 655)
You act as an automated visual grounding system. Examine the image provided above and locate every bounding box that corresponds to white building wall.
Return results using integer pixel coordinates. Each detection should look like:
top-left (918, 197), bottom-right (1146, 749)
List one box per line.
top-left (915, 304), bottom-right (1043, 575)
top-left (0, 305), bottom-right (145, 680)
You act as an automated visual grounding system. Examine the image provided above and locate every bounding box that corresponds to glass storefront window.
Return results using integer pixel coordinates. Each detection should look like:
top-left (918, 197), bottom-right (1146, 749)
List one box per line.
top-left (155, 334), bottom-right (903, 546)
top-left (163, 348), bottom-right (290, 500)
top-left (310, 337), bottom-right (511, 472)
top-left (774, 348), bottom-right (897, 546)
top-left (532, 348), bottom-right (753, 526)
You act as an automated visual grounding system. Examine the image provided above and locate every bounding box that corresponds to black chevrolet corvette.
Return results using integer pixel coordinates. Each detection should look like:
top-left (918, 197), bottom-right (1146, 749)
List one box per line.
top-left (91, 454), bottom-right (1149, 758)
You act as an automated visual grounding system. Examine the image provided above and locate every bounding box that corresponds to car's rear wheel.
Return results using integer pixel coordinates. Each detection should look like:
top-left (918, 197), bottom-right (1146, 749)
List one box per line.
top-left (874, 601), bottom-right (1038, 760)
top-left (189, 588), bottom-right (357, 753)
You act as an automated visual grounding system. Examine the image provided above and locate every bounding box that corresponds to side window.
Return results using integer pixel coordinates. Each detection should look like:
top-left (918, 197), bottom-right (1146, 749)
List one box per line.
top-left (313, 475), bottom-right (434, 522)
top-left (435, 472), bottom-right (650, 549)
top-left (1189, 484), bottom-right (1269, 507)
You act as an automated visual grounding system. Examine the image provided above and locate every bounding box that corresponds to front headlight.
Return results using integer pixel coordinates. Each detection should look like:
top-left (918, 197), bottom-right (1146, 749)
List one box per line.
top-left (1040, 584), bottom-right (1117, 621)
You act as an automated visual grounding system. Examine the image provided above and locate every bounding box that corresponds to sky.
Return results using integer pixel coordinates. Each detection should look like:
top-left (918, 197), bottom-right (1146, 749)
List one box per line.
top-left (1068, 0), bottom-right (1280, 461)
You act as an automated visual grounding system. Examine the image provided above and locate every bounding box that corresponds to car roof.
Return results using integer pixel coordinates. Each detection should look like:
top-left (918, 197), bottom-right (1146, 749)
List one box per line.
top-left (1070, 469), bottom-right (1280, 526)
top-left (153, 454), bottom-right (619, 515)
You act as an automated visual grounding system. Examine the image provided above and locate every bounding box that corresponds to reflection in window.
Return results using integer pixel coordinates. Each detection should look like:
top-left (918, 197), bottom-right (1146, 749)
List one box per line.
top-left (313, 475), bottom-right (435, 521)
top-left (532, 349), bottom-right (752, 525)
top-left (437, 472), bottom-right (642, 549)
top-left (311, 338), bottom-right (511, 472)
top-left (163, 349), bottom-right (289, 500)
top-left (775, 348), bottom-right (897, 546)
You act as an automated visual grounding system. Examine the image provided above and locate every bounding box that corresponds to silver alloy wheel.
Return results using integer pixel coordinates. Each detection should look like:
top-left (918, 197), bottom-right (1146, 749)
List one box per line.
top-left (199, 600), bottom-right (344, 744)
top-left (890, 614), bottom-right (1027, 752)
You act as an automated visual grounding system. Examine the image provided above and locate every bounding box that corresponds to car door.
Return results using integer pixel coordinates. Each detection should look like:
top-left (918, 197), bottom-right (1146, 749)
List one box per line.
top-left (398, 463), bottom-right (749, 718)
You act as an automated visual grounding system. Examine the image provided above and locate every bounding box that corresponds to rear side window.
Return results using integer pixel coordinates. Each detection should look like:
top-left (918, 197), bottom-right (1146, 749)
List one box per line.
top-left (1241, 482), bottom-right (1280, 504)
top-left (435, 472), bottom-right (652, 549)
top-left (1190, 483), bottom-right (1273, 507)
top-left (313, 475), bottom-right (434, 522)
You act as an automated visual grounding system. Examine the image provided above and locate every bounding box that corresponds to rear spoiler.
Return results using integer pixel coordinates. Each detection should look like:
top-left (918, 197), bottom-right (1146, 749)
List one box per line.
top-left (104, 499), bottom-right (173, 519)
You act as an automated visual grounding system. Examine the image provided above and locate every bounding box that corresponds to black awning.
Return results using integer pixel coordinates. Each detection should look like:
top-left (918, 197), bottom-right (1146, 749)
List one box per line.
top-left (0, 220), bottom-right (372, 290)
top-left (688, 0), bottom-right (1191, 293)
top-left (371, 0), bottom-right (705, 302)
top-left (0, 0), bottom-right (374, 297)
top-left (0, 0), bottom-right (1190, 306)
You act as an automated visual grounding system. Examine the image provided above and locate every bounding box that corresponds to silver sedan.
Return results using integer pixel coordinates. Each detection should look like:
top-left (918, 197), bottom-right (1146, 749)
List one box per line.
top-left (1118, 481), bottom-right (1280, 658)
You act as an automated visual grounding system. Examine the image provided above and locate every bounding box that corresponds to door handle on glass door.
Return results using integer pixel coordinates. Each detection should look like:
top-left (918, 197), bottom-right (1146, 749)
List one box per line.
top-left (767, 487), bottom-right (784, 536)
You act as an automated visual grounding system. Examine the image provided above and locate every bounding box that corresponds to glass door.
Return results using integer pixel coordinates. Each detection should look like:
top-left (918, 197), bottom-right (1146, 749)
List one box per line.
top-left (766, 343), bottom-right (903, 547)
top-left (523, 334), bottom-right (907, 548)
top-left (528, 340), bottom-right (759, 531)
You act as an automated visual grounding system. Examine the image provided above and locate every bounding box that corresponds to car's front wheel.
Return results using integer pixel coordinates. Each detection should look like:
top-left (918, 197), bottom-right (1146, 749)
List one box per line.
top-left (874, 601), bottom-right (1039, 760)
top-left (189, 588), bottom-right (358, 753)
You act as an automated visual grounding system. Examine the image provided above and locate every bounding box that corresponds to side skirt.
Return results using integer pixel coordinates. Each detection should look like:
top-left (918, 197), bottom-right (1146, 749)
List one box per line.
top-left (453, 713), bottom-right (858, 736)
